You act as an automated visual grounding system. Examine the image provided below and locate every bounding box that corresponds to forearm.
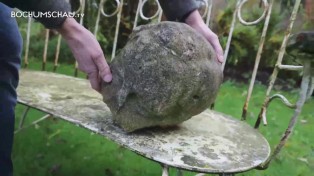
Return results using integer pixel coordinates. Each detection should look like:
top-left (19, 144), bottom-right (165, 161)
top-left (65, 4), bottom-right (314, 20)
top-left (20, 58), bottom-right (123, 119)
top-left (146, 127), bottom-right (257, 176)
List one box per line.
top-left (0, 0), bottom-right (71, 29)
top-left (159, 0), bottom-right (200, 22)
top-left (56, 17), bottom-right (113, 89)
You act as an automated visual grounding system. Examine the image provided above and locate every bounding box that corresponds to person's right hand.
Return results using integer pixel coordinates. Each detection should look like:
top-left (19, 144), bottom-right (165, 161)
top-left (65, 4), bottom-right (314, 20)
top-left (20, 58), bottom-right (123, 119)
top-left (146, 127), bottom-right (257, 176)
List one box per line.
top-left (57, 18), bottom-right (112, 92)
top-left (185, 10), bottom-right (224, 64)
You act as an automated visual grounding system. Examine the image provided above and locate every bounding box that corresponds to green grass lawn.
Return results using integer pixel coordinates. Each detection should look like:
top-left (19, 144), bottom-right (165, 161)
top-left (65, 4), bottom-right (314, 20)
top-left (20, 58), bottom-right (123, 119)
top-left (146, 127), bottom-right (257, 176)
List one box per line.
top-left (13, 62), bottom-right (314, 176)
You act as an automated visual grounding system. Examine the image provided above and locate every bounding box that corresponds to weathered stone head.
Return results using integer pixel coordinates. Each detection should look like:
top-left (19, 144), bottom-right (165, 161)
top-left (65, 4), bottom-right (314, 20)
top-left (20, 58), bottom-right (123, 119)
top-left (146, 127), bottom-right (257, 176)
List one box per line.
top-left (101, 22), bottom-right (223, 132)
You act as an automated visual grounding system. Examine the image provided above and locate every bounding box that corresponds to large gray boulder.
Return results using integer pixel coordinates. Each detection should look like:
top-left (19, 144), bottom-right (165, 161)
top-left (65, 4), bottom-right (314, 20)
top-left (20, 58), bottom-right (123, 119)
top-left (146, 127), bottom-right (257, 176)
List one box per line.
top-left (101, 22), bottom-right (223, 132)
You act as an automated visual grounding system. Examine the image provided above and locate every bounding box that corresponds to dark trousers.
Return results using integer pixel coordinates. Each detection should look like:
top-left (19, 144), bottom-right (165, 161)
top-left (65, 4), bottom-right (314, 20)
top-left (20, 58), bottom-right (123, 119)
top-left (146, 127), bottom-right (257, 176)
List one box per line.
top-left (0, 3), bottom-right (22, 176)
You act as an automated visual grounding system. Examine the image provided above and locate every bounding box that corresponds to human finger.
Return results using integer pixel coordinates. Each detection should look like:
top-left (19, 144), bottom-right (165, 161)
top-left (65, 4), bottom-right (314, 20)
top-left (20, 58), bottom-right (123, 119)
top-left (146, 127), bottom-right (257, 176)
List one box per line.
top-left (93, 52), bottom-right (112, 83)
top-left (88, 71), bottom-right (101, 92)
top-left (206, 34), bottom-right (224, 64)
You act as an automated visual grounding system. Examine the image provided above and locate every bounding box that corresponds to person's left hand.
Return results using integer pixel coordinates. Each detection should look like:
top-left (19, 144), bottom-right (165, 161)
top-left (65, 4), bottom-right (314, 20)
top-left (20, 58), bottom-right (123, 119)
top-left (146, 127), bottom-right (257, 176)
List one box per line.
top-left (185, 10), bottom-right (224, 64)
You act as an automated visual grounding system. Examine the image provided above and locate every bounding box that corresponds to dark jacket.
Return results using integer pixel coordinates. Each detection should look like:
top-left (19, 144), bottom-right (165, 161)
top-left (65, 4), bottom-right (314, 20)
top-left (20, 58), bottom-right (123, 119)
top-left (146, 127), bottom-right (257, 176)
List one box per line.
top-left (159, 0), bottom-right (199, 22)
top-left (0, 0), bottom-right (199, 29)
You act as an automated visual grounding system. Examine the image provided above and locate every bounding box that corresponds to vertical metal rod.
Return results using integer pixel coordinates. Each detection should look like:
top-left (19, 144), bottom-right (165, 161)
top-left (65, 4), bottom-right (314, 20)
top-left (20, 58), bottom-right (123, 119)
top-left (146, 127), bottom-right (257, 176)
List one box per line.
top-left (221, 0), bottom-right (241, 70)
top-left (161, 165), bottom-right (169, 176)
top-left (255, 0), bottom-right (302, 128)
top-left (205, 0), bottom-right (213, 26)
top-left (265, 0), bottom-right (301, 97)
top-left (53, 35), bottom-right (62, 72)
top-left (79, 0), bottom-right (86, 25)
top-left (94, 0), bottom-right (104, 36)
top-left (133, 0), bottom-right (142, 29)
top-left (42, 29), bottom-right (50, 71)
top-left (18, 106), bottom-right (31, 129)
top-left (242, 0), bottom-right (273, 120)
top-left (158, 8), bottom-right (163, 22)
top-left (111, 0), bottom-right (124, 60)
top-left (24, 17), bottom-right (32, 68)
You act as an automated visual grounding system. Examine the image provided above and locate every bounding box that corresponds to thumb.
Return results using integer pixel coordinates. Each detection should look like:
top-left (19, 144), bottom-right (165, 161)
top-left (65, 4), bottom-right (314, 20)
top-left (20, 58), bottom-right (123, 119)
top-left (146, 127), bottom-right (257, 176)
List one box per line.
top-left (93, 53), bottom-right (112, 82)
top-left (207, 38), bottom-right (224, 64)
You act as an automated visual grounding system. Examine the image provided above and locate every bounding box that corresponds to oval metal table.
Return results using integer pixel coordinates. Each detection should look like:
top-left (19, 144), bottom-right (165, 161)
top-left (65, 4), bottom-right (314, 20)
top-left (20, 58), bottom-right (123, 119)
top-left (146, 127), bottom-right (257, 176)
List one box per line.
top-left (17, 70), bottom-right (270, 175)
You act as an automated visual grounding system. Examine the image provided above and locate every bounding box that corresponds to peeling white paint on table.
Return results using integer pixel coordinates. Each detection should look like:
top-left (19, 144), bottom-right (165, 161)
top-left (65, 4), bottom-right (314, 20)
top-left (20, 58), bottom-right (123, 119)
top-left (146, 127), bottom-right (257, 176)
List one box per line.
top-left (17, 70), bottom-right (270, 174)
